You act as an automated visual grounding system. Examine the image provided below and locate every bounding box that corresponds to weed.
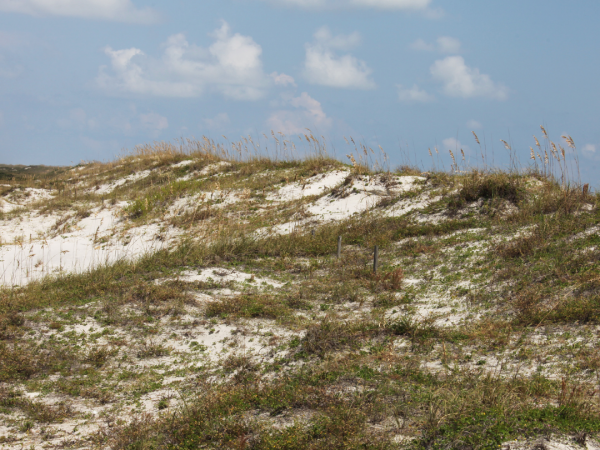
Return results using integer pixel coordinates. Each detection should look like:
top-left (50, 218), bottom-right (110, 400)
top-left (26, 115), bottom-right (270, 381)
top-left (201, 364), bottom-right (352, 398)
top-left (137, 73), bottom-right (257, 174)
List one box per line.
top-left (137, 340), bottom-right (170, 359)
top-left (206, 294), bottom-right (290, 319)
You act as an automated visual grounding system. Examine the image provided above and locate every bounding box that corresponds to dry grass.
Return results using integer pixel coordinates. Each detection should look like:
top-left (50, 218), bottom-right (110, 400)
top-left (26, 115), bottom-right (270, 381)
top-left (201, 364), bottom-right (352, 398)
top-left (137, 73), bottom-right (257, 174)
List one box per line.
top-left (1, 129), bottom-right (600, 449)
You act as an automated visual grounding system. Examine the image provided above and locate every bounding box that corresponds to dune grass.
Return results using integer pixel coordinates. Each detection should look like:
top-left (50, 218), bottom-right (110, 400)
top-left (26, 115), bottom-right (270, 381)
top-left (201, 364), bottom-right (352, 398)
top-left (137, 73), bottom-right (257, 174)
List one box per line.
top-left (1, 131), bottom-right (599, 448)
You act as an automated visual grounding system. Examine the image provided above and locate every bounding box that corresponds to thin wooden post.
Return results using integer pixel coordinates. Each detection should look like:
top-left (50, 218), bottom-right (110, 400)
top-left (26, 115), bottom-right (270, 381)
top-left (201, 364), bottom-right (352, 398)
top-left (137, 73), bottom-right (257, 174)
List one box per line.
top-left (337, 236), bottom-right (342, 259)
top-left (373, 245), bottom-right (379, 274)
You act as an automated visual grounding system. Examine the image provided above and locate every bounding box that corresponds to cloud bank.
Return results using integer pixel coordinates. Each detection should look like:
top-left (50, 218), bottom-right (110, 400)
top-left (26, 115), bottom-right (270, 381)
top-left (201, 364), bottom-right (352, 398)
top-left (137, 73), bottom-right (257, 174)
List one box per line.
top-left (0, 0), bottom-right (159, 23)
top-left (96, 23), bottom-right (271, 100)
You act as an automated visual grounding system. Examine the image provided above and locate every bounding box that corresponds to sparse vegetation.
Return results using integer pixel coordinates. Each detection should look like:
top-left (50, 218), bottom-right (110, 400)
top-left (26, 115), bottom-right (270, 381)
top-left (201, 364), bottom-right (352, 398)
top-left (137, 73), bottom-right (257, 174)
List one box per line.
top-left (0, 130), bottom-right (599, 449)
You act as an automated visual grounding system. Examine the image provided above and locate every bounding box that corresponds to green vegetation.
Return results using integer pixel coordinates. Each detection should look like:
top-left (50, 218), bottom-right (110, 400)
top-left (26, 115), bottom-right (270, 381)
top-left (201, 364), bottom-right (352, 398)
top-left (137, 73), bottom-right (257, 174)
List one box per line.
top-left (0, 133), bottom-right (599, 448)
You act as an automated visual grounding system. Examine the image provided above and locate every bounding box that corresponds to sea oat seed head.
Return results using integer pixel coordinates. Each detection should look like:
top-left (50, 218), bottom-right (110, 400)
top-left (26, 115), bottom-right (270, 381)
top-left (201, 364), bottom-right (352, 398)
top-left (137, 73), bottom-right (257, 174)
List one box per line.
top-left (562, 135), bottom-right (576, 149)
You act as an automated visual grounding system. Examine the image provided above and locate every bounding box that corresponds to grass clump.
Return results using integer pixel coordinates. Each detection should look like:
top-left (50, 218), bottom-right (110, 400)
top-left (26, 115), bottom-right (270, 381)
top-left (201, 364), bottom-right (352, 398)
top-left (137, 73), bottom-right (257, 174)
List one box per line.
top-left (206, 294), bottom-right (290, 320)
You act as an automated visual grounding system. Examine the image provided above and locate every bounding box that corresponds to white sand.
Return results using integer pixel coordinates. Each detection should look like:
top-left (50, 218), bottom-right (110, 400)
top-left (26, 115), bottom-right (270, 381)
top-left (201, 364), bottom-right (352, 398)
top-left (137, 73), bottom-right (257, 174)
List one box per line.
top-left (174, 268), bottom-right (284, 288)
top-left (0, 204), bottom-right (181, 287)
top-left (91, 170), bottom-right (152, 195)
top-left (264, 174), bottom-right (426, 235)
top-left (0, 187), bottom-right (54, 212)
top-left (268, 170), bottom-right (350, 202)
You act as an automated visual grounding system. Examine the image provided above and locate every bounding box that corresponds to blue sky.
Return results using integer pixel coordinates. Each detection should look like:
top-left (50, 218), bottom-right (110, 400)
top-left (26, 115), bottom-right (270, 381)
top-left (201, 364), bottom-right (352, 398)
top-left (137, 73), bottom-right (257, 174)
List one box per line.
top-left (0, 0), bottom-right (599, 183)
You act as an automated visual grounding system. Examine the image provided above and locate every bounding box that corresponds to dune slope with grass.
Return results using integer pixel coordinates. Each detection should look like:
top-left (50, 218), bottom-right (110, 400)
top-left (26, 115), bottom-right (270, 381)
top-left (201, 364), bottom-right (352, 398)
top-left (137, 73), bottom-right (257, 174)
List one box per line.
top-left (1, 134), bottom-right (599, 450)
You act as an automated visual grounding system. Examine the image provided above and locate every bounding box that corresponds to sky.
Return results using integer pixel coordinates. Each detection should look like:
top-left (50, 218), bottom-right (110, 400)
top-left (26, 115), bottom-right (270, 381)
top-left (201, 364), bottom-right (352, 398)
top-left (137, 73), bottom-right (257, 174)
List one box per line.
top-left (0, 0), bottom-right (599, 183)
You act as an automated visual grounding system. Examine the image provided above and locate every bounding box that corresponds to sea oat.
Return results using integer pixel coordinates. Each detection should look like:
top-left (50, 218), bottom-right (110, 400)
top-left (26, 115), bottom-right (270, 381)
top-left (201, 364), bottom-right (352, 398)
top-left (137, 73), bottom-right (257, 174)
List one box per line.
top-left (562, 135), bottom-right (576, 149)
top-left (551, 142), bottom-right (559, 160)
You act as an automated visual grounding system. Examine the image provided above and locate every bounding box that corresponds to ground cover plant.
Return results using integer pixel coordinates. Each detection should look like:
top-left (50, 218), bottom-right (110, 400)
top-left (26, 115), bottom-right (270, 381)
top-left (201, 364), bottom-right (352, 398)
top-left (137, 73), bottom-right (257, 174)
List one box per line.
top-left (0, 130), bottom-right (599, 449)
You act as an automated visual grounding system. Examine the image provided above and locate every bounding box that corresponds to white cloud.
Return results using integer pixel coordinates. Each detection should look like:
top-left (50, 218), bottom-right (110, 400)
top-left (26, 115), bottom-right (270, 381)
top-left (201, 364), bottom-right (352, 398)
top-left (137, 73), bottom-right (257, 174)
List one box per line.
top-left (203, 112), bottom-right (231, 129)
top-left (436, 36), bottom-right (461, 53)
top-left (140, 112), bottom-right (168, 131)
top-left (467, 119), bottom-right (482, 129)
top-left (0, 0), bottom-right (159, 24)
top-left (582, 144), bottom-right (596, 157)
top-left (409, 36), bottom-right (460, 53)
top-left (430, 56), bottom-right (508, 100)
top-left (271, 72), bottom-right (297, 87)
top-left (443, 137), bottom-right (469, 155)
top-left (260, 0), bottom-right (431, 10)
top-left (0, 0), bottom-right (159, 23)
top-left (313, 26), bottom-right (361, 50)
top-left (303, 27), bottom-right (375, 89)
top-left (397, 84), bottom-right (434, 102)
top-left (409, 38), bottom-right (434, 52)
top-left (267, 92), bottom-right (332, 135)
top-left (96, 22), bottom-right (269, 100)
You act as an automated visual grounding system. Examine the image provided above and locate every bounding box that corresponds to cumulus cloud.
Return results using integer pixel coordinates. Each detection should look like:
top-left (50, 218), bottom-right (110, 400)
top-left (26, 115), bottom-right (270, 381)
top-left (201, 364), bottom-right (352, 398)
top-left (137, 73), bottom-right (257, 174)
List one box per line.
top-left (267, 92), bottom-right (332, 135)
top-left (203, 112), bottom-right (231, 129)
top-left (303, 27), bottom-right (375, 89)
top-left (260, 0), bottom-right (431, 10)
top-left (313, 26), bottom-right (361, 50)
top-left (0, 0), bottom-right (159, 23)
top-left (397, 84), bottom-right (434, 102)
top-left (430, 56), bottom-right (508, 100)
top-left (409, 38), bottom-right (434, 52)
top-left (443, 137), bottom-right (469, 156)
top-left (410, 36), bottom-right (460, 53)
top-left (271, 72), bottom-right (297, 87)
top-left (96, 23), bottom-right (270, 100)
top-left (436, 36), bottom-right (461, 53)
top-left (467, 119), bottom-right (482, 129)
top-left (582, 144), bottom-right (597, 158)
